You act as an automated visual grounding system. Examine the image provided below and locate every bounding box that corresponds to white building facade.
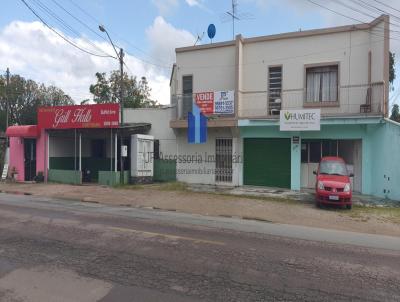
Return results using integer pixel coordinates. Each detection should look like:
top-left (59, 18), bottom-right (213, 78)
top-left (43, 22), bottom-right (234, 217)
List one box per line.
top-left (169, 15), bottom-right (400, 201)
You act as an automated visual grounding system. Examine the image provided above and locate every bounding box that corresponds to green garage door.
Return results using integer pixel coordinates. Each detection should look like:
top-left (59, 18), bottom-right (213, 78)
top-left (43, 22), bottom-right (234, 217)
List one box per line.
top-left (243, 138), bottom-right (291, 188)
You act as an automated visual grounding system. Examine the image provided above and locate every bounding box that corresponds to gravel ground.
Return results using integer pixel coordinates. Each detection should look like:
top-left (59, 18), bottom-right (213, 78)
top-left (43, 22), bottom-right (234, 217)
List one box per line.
top-left (0, 182), bottom-right (399, 237)
top-left (0, 194), bottom-right (399, 301)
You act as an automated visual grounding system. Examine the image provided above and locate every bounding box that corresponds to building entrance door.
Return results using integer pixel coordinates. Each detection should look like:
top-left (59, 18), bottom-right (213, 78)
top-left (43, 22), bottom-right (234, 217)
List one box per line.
top-left (215, 138), bottom-right (233, 183)
top-left (24, 139), bottom-right (36, 181)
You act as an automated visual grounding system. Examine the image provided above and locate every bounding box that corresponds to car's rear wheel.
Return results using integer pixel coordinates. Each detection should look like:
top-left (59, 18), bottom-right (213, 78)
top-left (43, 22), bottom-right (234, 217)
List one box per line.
top-left (346, 204), bottom-right (352, 210)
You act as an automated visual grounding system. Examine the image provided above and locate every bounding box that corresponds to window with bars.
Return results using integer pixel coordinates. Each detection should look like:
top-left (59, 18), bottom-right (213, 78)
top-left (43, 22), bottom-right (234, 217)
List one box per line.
top-left (182, 75), bottom-right (193, 118)
top-left (215, 138), bottom-right (233, 183)
top-left (268, 66), bottom-right (282, 115)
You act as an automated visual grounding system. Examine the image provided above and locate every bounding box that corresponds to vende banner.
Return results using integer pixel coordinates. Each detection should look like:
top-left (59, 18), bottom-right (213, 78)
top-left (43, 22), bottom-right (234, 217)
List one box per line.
top-left (195, 92), bottom-right (214, 114)
top-left (195, 90), bottom-right (234, 115)
top-left (38, 103), bottom-right (120, 129)
top-left (280, 109), bottom-right (321, 131)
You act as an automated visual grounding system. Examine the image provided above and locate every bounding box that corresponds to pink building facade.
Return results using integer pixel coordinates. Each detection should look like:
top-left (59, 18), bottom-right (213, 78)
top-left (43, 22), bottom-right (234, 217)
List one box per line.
top-left (6, 126), bottom-right (47, 182)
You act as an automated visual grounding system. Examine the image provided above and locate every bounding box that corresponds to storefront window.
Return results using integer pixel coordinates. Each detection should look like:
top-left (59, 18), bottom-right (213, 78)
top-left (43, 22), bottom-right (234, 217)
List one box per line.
top-left (301, 143), bottom-right (308, 163)
top-left (309, 141), bottom-right (321, 163)
top-left (322, 140), bottom-right (338, 157)
top-left (91, 139), bottom-right (105, 158)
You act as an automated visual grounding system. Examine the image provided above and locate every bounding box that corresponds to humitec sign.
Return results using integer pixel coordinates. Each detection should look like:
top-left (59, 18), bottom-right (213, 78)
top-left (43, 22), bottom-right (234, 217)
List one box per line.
top-left (280, 109), bottom-right (321, 131)
top-left (38, 103), bottom-right (120, 129)
top-left (195, 90), bottom-right (234, 115)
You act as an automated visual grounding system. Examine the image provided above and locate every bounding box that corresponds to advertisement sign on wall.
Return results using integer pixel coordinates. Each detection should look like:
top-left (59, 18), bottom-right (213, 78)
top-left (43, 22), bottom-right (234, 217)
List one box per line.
top-left (195, 90), bottom-right (234, 115)
top-left (214, 90), bottom-right (234, 114)
top-left (195, 92), bottom-right (214, 114)
top-left (280, 109), bottom-right (321, 131)
top-left (38, 103), bottom-right (120, 129)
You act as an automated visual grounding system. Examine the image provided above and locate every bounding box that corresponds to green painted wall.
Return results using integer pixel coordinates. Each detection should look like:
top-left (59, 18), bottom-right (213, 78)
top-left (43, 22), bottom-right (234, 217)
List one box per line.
top-left (154, 160), bottom-right (176, 182)
top-left (50, 157), bottom-right (112, 181)
top-left (48, 169), bottom-right (81, 185)
top-left (98, 171), bottom-right (129, 186)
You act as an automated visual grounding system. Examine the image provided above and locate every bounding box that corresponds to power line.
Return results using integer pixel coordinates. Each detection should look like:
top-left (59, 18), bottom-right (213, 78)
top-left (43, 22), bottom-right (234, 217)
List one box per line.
top-left (372, 0), bottom-right (400, 15)
top-left (349, 0), bottom-right (400, 24)
top-left (49, 0), bottom-right (109, 43)
top-left (26, 0), bottom-right (175, 69)
top-left (305, 0), bottom-right (400, 40)
top-left (28, 0), bottom-right (112, 58)
top-left (332, 0), bottom-right (400, 31)
top-left (19, 0), bottom-right (115, 58)
top-left (66, 0), bottom-right (173, 67)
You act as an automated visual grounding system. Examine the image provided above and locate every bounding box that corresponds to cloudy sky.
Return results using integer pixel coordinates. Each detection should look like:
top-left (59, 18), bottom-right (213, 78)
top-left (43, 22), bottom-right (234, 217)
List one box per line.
top-left (1, 0), bottom-right (400, 105)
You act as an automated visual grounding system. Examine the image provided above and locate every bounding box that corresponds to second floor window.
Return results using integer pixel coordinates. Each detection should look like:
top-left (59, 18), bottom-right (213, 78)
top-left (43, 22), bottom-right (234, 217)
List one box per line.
top-left (306, 65), bottom-right (338, 103)
top-left (182, 75), bottom-right (193, 117)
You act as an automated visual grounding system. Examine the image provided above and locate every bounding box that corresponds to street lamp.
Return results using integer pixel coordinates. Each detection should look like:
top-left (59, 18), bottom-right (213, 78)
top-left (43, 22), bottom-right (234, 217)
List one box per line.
top-left (99, 25), bottom-right (125, 185)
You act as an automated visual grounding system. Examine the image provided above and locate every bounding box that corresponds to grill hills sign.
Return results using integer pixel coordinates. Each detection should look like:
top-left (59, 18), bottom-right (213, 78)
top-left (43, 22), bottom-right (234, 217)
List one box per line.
top-left (38, 104), bottom-right (120, 129)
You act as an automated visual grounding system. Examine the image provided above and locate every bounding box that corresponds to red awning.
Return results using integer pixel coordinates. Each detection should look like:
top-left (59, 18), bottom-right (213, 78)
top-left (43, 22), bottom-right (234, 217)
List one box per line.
top-left (6, 125), bottom-right (39, 138)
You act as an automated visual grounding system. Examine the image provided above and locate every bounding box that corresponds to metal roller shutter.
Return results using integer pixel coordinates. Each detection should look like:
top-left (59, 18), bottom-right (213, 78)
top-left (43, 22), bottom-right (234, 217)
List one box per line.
top-left (243, 138), bottom-right (291, 188)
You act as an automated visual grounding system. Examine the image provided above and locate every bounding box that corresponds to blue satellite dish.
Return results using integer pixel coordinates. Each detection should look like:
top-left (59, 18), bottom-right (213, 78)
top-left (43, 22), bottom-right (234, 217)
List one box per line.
top-left (207, 24), bottom-right (216, 40)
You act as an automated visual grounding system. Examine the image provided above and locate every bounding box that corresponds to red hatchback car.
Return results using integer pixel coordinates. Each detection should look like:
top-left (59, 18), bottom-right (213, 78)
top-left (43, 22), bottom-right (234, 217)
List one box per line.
top-left (314, 156), bottom-right (354, 209)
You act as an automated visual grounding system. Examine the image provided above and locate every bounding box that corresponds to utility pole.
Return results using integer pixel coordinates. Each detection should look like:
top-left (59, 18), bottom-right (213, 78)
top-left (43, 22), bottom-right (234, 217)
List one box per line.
top-left (99, 25), bottom-right (125, 185)
top-left (119, 48), bottom-right (124, 185)
top-left (5, 68), bottom-right (10, 146)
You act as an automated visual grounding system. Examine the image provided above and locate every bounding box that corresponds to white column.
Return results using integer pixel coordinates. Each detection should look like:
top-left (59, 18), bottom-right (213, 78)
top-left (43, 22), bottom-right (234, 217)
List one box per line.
top-left (46, 131), bottom-right (49, 183)
top-left (79, 133), bottom-right (82, 172)
top-left (110, 129), bottom-right (113, 171)
top-left (114, 133), bottom-right (118, 172)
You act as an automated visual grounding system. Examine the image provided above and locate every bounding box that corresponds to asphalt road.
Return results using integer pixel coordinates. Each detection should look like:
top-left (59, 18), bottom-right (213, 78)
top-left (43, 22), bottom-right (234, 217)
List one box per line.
top-left (0, 193), bottom-right (399, 301)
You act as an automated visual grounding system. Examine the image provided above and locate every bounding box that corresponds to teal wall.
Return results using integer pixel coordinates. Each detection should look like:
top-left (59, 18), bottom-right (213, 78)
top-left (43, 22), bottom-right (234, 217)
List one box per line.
top-left (367, 120), bottom-right (400, 200)
top-left (290, 133), bottom-right (301, 191)
top-left (240, 120), bottom-right (400, 201)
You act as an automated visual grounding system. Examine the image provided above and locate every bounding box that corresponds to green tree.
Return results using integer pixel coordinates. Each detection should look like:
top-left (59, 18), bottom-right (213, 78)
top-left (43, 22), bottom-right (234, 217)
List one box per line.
top-left (0, 74), bottom-right (72, 131)
top-left (390, 51), bottom-right (396, 90)
top-left (391, 104), bottom-right (400, 122)
top-left (89, 70), bottom-right (159, 108)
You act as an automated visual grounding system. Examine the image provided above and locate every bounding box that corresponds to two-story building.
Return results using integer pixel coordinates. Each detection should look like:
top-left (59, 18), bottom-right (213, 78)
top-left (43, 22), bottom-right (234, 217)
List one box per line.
top-left (170, 15), bottom-right (400, 201)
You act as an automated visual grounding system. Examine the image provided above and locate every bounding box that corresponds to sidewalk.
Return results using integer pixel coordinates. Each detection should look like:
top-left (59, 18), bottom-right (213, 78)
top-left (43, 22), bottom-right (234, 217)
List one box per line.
top-left (0, 182), bottom-right (399, 237)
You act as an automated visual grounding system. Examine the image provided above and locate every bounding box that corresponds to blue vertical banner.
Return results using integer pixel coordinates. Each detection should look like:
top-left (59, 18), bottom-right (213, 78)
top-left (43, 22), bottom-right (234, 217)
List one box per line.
top-left (188, 103), bottom-right (207, 144)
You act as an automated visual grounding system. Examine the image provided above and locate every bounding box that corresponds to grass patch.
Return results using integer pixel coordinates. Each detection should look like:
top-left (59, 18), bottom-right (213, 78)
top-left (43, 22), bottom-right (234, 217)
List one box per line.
top-left (113, 184), bottom-right (144, 190)
top-left (342, 205), bottom-right (400, 224)
top-left (156, 182), bottom-right (188, 191)
top-left (211, 192), bottom-right (301, 205)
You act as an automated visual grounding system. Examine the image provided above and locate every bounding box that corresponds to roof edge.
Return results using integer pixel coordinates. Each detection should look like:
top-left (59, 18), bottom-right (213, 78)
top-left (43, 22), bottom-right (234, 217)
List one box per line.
top-left (175, 14), bottom-right (388, 53)
top-left (384, 117), bottom-right (400, 127)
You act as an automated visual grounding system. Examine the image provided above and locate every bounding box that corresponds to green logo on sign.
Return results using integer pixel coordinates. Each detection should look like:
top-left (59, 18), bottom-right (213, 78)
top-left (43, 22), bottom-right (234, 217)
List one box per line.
top-left (284, 112), bottom-right (291, 120)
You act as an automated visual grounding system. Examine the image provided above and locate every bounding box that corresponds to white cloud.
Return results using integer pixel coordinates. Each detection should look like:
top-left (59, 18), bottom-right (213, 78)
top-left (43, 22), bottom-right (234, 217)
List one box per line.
top-left (146, 16), bottom-right (196, 65)
top-left (185, 0), bottom-right (199, 6)
top-left (151, 0), bottom-right (179, 16)
top-left (0, 19), bottom-right (194, 105)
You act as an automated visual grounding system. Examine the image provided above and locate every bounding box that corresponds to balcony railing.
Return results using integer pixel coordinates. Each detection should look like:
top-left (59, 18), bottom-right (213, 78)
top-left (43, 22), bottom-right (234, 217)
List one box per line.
top-left (239, 82), bottom-right (385, 118)
top-left (171, 82), bottom-right (385, 120)
top-left (171, 94), bottom-right (236, 120)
